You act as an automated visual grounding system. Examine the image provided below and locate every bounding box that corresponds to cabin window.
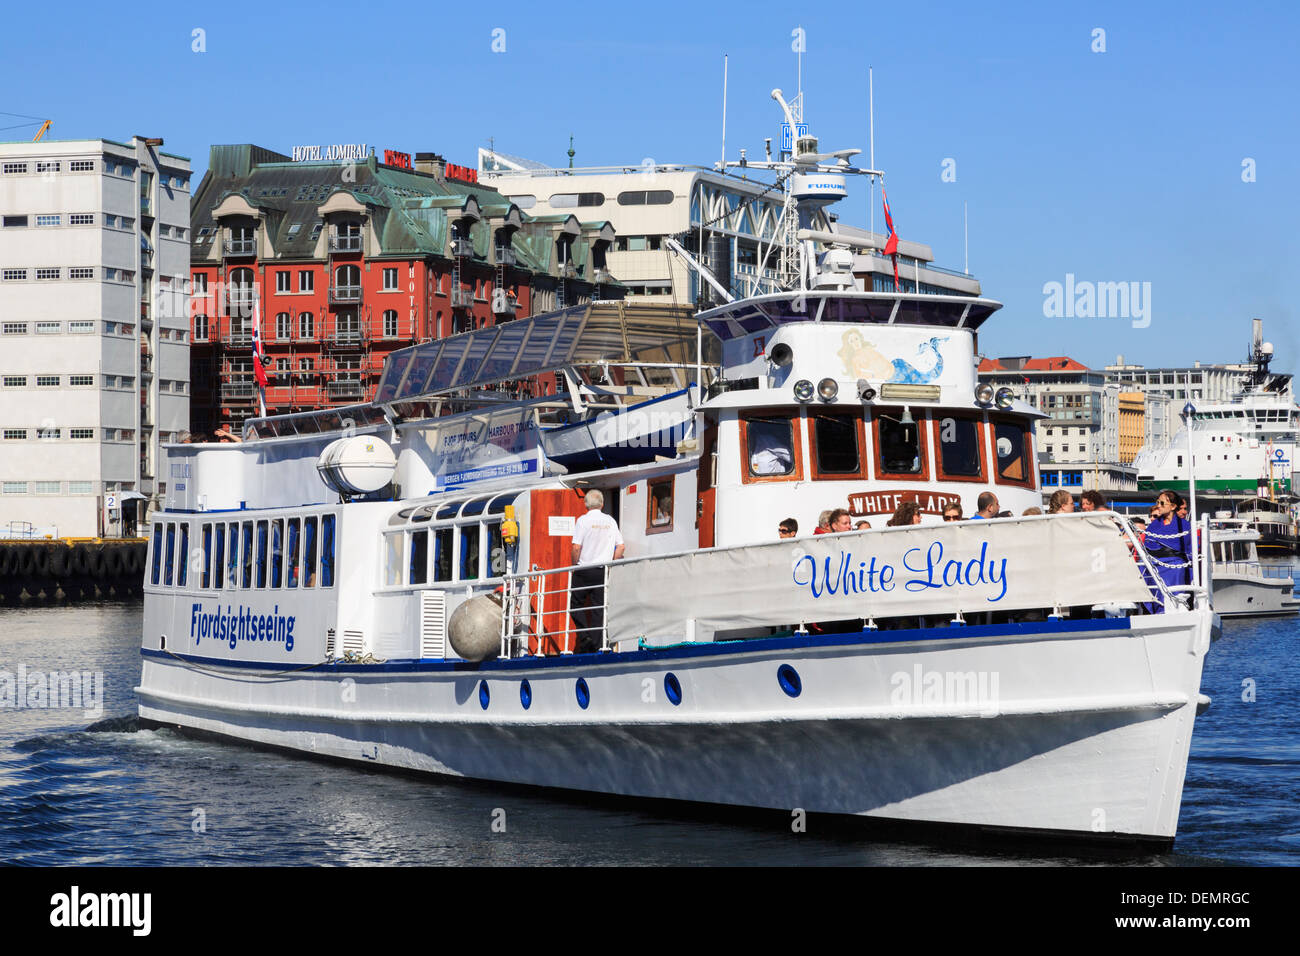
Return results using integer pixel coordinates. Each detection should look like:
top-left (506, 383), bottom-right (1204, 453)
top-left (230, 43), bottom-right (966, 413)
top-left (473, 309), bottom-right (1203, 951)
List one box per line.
top-left (487, 522), bottom-right (507, 576)
top-left (164, 523), bottom-right (176, 586)
top-left (460, 526), bottom-right (480, 581)
top-left (241, 522), bottom-right (254, 588)
top-left (992, 419), bottom-right (1033, 485)
top-left (151, 524), bottom-right (162, 585)
top-left (741, 413), bottom-right (800, 481)
top-left (286, 519), bottom-right (300, 588)
top-left (303, 517), bottom-right (318, 588)
top-left (201, 524), bottom-right (212, 588)
top-left (385, 532), bottom-right (402, 586)
top-left (270, 520), bottom-right (283, 588)
top-left (873, 409), bottom-right (929, 480)
top-left (213, 524), bottom-right (225, 589)
top-left (321, 514), bottom-right (336, 587)
top-left (933, 416), bottom-right (985, 482)
top-left (177, 523), bottom-right (190, 587)
top-left (647, 477), bottom-right (674, 533)
top-left (255, 521), bottom-right (268, 588)
top-left (433, 527), bottom-right (453, 582)
top-left (226, 523), bottom-right (239, 590)
top-left (810, 412), bottom-right (864, 478)
top-left (410, 529), bottom-right (429, 585)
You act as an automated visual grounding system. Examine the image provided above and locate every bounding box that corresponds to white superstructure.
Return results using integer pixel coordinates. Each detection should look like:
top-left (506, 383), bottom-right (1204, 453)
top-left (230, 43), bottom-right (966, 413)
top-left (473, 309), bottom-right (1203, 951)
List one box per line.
top-left (0, 137), bottom-right (190, 537)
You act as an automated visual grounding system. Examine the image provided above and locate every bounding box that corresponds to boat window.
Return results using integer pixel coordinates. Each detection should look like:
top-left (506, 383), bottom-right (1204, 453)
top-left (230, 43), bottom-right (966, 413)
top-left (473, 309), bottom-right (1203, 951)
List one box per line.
top-left (489, 494), bottom-right (517, 515)
top-left (303, 517), bottom-right (318, 588)
top-left (647, 477), bottom-right (674, 533)
top-left (742, 413), bottom-right (798, 481)
top-left (810, 412), bottom-right (863, 478)
top-left (164, 522), bottom-right (176, 586)
top-left (178, 523), bottom-right (190, 587)
top-left (226, 523), bottom-right (239, 590)
top-left (433, 527), bottom-right (453, 582)
top-left (255, 521), bottom-right (268, 588)
top-left (270, 520), bottom-right (283, 588)
top-left (385, 532), bottom-right (402, 586)
top-left (487, 522), bottom-right (506, 576)
top-left (461, 497), bottom-right (491, 517)
top-left (410, 529), bottom-right (429, 585)
top-left (993, 419), bottom-right (1032, 485)
top-left (934, 415), bottom-right (985, 481)
top-left (460, 526), bottom-right (480, 580)
top-left (321, 514), bottom-right (336, 587)
top-left (201, 524), bottom-right (212, 589)
top-left (437, 499), bottom-right (466, 520)
top-left (151, 523), bottom-right (162, 586)
top-left (286, 519), bottom-right (300, 588)
top-left (213, 523), bottom-right (225, 589)
top-left (874, 409), bottom-right (927, 478)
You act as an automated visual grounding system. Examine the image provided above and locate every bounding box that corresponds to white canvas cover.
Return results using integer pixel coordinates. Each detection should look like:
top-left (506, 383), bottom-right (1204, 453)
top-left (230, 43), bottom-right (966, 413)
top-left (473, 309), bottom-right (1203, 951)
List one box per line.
top-left (606, 514), bottom-right (1154, 644)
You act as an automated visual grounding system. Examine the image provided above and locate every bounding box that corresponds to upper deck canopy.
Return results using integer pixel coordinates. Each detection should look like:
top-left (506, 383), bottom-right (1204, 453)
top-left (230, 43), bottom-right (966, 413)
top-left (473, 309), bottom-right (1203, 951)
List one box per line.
top-left (696, 291), bottom-right (1002, 341)
top-left (376, 301), bottom-right (708, 404)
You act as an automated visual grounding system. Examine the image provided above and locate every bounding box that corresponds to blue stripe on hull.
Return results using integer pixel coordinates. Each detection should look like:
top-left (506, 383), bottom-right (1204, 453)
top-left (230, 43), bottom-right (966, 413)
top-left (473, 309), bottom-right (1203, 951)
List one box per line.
top-left (142, 616), bottom-right (1132, 674)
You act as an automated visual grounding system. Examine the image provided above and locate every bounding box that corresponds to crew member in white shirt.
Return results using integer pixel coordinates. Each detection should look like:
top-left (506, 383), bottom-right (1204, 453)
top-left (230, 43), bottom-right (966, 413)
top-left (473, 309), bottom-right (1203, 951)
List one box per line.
top-left (570, 489), bottom-right (624, 653)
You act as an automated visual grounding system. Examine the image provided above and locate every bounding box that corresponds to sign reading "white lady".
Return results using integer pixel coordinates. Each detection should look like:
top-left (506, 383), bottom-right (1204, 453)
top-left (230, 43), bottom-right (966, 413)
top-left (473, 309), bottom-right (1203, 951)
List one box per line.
top-left (606, 514), bottom-right (1153, 645)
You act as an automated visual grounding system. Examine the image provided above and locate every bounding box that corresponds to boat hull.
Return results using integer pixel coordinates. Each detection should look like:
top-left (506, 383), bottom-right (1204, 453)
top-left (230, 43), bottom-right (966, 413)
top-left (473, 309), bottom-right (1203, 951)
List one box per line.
top-left (137, 613), bottom-right (1211, 843)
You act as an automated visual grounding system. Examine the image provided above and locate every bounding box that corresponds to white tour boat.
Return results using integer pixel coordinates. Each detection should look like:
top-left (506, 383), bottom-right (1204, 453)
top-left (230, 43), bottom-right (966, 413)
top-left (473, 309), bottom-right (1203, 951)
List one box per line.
top-left (1207, 517), bottom-right (1298, 617)
top-left (138, 91), bottom-right (1215, 846)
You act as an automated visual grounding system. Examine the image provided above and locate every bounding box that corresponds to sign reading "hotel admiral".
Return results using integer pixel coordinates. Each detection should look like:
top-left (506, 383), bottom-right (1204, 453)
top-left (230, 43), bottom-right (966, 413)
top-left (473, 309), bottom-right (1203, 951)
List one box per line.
top-left (291, 143), bottom-right (372, 162)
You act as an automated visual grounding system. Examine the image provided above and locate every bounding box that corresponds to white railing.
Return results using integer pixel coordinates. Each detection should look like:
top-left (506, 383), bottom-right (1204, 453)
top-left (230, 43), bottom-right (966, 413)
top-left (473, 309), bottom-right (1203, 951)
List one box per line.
top-left (500, 562), bottom-right (609, 659)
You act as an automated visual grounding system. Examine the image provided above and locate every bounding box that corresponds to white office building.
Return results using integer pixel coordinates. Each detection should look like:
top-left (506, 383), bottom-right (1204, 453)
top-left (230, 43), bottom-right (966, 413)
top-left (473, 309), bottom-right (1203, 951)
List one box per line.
top-left (478, 150), bottom-right (981, 305)
top-left (0, 137), bottom-right (191, 537)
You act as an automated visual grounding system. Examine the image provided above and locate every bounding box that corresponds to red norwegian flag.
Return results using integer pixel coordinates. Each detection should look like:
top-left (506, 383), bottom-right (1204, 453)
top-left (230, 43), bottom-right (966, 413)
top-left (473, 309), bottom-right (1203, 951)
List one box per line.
top-left (881, 185), bottom-right (900, 290)
top-left (251, 296), bottom-right (269, 389)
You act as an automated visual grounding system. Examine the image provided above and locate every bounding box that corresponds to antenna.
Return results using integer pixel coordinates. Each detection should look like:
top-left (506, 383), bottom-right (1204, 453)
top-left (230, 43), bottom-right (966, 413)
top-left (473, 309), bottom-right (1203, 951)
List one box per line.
top-left (869, 68), bottom-right (875, 239)
top-left (720, 54), bottom-right (728, 172)
top-left (964, 201), bottom-right (969, 275)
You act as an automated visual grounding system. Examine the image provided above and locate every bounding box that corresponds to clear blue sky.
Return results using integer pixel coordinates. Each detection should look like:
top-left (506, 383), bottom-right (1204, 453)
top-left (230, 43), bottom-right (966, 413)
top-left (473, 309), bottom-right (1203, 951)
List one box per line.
top-left (3, 0), bottom-right (1297, 372)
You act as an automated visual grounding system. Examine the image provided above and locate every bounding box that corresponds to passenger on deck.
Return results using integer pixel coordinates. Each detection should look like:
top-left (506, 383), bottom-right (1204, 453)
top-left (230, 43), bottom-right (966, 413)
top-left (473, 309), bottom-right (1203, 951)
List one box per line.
top-left (1022, 506), bottom-right (1043, 516)
top-left (828, 509), bottom-right (853, 533)
top-left (813, 510), bottom-right (832, 535)
top-left (1080, 490), bottom-right (1108, 512)
top-left (1143, 489), bottom-right (1193, 612)
top-left (1048, 490), bottom-right (1074, 514)
top-left (972, 492), bottom-right (999, 520)
top-left (886, 501), bottom-right (922, 527)
top-left (942, 503), bottom-right (963, 522)
top-left (855, 520), bottom-right (872, 530)
top-left (570, 490), bottom-right (625, 653)
top-left (778, 518), bottom-right (798, 539)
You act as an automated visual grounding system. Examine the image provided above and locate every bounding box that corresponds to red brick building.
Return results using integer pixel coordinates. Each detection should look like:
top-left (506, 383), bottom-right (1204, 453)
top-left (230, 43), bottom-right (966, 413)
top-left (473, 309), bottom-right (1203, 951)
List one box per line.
top-left (188, 145), bottom-right (619, 432)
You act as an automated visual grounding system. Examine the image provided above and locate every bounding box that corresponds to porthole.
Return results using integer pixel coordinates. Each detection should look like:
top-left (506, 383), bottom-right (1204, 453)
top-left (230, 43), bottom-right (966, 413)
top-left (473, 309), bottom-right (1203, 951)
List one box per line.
top-left (664, 672), bottom-right (682, 706)
top-left (479, 680), bottom-right (490, 710)
top-left (520, 679), bottom-right (532, 710)
top-left (777, 664), bottom-right (802, 698)
top-left (575, 677), bottom-right (590, 710)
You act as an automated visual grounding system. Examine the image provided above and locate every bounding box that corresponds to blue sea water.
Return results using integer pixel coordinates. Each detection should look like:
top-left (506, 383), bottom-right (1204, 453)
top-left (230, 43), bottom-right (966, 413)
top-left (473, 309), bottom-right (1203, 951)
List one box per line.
top-left (0, 597), bottom-right (1295, 866)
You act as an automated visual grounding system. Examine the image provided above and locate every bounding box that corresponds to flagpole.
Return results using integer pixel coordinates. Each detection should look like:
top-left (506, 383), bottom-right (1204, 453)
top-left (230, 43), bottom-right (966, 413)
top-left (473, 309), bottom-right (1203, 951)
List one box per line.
top-left (255, 293), bottom-right (267, 419)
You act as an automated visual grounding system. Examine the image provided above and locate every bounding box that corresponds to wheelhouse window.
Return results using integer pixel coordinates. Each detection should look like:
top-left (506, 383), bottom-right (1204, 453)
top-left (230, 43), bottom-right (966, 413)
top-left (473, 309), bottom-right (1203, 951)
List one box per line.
top-left (873, 408), bottom-right (929, 480)
top-left (809, 412), bottom-right (865, 479)
top-left (742, 413), bottom-right (799, 481)
top-left (992, 419), bottom-right (1034, 486)
top-left (647, 477), bottom-right (674, 533)
top-left (932, 415), bottom-right (986, 482)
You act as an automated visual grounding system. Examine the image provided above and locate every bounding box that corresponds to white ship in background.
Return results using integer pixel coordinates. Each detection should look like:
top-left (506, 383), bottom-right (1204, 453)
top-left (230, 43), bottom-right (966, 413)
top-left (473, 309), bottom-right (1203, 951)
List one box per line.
top-left (136, 84), bottom-right (1214, 846)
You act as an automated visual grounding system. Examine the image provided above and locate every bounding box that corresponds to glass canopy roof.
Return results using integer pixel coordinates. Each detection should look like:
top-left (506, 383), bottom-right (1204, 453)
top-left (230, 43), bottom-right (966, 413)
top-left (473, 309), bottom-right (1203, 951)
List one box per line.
top-left (376, 302), bottom-right (706, 404)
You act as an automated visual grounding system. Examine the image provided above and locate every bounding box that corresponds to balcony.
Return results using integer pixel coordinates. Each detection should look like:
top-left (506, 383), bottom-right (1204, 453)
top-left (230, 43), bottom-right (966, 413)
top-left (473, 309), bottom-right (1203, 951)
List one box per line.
top-left (450, 287), bottom-right (474, 309)
top-left (328, 285), bottom-right (363, 305)
top-left (327, 378), bottom-right (366, 399)
top-left (223, 238), bottom-right (257, 257)
top-left (495, 245), bottom-right (517, 266)
top-left (221, 382), bottom-right (257, 402)
top-left (451, 238), bottom-right (474, 258)
top-left (329, 233), bottom-right (363, 254)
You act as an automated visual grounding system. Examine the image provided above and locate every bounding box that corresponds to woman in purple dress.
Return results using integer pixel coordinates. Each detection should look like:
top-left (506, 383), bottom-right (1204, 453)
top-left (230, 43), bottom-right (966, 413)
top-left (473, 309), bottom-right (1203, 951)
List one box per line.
top-left (1142, 489), bottom-right (1192, 611)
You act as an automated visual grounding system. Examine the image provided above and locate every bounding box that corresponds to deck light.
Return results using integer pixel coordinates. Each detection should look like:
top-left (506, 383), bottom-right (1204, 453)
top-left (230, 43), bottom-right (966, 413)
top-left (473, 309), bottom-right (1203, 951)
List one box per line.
top-left (857, 379), bottom-right (876, 402)
top-left (769, 343), bottom-right (793, 367)
top-left (817, 378), bottom-right (839, 401)
top-left (994, 386), bottom-right (1015, 409)
top-left (975, 383), bottom-right (994, 406)
top-left (793, 379), bottom-right (815, 402)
